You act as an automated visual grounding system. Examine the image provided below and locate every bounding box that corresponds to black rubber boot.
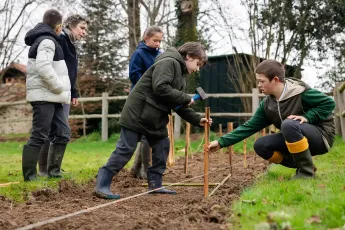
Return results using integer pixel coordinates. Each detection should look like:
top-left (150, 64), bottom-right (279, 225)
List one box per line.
top-left (147, 173), bottom-right (176, 195)
top-left (292, 149), bottom-right (315, 179)
top-left (22, 144), bottom-right (41, 182)
top-left (38, 140), bottom-right (50, 177)
top-left (130, 143), bottom-right (143, 178)
top-left (47, 143), bottom-right (66, 178)
top-left (93, 168), bottom-right (120, 199)
top-left (139, 141), bottom-right (151, 180)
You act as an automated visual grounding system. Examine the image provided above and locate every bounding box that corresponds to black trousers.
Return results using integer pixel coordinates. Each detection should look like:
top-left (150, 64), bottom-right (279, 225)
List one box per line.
top-left (27, 102), bottom-right (71, 147)
top-left (254, 119), bottom-right (328, 167)
top-left (102, 127), bottom-right (169, 177)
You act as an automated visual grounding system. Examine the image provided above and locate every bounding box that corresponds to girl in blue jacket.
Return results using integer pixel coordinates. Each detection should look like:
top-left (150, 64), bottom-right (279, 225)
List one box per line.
top-left (129, 25), bottom-right (163, 89)
top-left (129, 26), bottom-right (163, 179)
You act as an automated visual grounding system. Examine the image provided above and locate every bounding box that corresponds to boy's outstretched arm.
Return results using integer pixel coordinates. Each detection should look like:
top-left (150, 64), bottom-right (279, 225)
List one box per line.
top-left (208, 100), bottom-right (271, 152)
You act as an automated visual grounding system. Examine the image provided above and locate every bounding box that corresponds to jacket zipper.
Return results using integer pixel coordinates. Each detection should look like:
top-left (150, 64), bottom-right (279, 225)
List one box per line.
top-left (277, 100), bottom-right (283, 122)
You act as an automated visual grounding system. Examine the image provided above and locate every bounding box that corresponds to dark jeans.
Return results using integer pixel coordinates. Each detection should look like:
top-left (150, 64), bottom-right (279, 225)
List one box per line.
top-left (102, 127), bottom-right (169, 177)
top-left (254, 119), bottom-right (328, 166)
top-left (47, 104), bottom-right (70, 141)
top-left (27, 102), bottom-right (71, 147)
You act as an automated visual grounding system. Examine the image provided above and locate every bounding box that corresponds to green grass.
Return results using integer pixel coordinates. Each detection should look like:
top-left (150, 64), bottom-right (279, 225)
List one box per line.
top-left (231, 136), bottom-right (345, 229)
top-left (0, 131), bottom-right (217, 202)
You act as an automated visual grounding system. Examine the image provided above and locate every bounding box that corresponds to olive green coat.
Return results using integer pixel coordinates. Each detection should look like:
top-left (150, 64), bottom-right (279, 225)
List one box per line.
top-left (119, 47), bottom-right (202, 138)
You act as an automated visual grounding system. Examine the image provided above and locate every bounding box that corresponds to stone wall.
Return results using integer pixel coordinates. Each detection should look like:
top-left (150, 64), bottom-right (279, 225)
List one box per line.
top-left (0, 83), bottom-right (32, 134)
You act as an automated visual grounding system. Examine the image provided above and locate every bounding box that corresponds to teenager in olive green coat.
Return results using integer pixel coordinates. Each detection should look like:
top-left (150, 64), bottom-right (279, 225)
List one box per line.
top-left (94, 42), bottom-right (212, 199)
top-left (209, 60), bottom-right (335, 179)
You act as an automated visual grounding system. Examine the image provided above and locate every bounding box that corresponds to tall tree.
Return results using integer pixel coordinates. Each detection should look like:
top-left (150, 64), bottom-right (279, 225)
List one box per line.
top-left (174, 0), bottom-right (199, 94)
top-left (126, 0), bottom-right (141, 56)
top-left (174, 0), bottom-right (198, 47)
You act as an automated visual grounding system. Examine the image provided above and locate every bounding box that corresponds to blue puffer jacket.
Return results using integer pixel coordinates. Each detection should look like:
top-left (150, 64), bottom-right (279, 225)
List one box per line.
top-left (129, 41), bottom-right (161, 89)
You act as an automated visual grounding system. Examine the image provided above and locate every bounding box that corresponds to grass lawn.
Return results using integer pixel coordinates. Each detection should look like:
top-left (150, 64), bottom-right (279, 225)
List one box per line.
top-left (230, 136), bottom-right (345, 229)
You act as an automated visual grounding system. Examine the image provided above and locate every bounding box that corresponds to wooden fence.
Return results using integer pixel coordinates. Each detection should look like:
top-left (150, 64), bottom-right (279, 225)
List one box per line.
top-left (0, 89), bottom-right (264, 141)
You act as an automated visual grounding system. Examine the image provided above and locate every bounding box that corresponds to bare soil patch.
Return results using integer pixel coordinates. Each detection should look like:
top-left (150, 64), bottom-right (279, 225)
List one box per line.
top-left (0, 151), bottom-right (267, 230)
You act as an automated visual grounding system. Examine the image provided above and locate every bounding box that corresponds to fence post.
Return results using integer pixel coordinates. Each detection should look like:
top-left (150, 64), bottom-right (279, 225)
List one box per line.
top-left (335, 82), bottom-right (345, 141)
top-left (252, 88), bottom-right (259, 114)
top-left (334, 87), bottom-right (341, 135)
top-left (102, 92), bottom-right (109, 141)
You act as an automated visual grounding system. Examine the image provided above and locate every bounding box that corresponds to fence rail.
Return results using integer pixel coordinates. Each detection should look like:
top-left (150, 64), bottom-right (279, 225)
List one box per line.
top-left (0, 89), bottom-right (264, 141)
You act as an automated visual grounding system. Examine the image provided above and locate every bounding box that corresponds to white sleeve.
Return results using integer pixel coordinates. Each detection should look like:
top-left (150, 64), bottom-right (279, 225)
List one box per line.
top-left (36, 39), bottom-right (63, 94)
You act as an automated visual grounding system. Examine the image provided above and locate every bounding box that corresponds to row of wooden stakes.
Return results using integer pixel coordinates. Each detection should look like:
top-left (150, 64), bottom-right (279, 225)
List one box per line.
top-left (166, 108), bottom-right (267, 197)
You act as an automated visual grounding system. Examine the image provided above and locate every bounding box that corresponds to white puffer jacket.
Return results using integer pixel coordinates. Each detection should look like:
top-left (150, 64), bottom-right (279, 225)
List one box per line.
top-left (25, 23), bottom-right (71, 104)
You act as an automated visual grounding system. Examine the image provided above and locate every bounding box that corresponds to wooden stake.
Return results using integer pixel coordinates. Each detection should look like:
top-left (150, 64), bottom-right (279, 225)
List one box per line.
top-left (184, 122), bottom-right (191, 174)
top-left (0, 182), bottom-right (19, 187)
top-left (262, 128), bottom-right (266, 137)
top-left (218, 124), bottom-right (223, 154)
top-left (204, 107), bottom-right (210, 197)
top-left (254, 132), bottom-right (258, 162)
top-left (170, 115), bottom-right (175, 164)
top-left (167, 115), bottom-right (175, 166)
top-left (209, 173), bottom-right (232, 197)
top-left (227, 122), bottom-right (233, 173)
top-left (243, 139), bottom-right (247, 168)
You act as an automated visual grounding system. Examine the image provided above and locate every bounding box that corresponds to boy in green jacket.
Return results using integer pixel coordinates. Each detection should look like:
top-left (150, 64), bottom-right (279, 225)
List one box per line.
top-left (94, 42), bottom-right (212, 199)
top-left (208, 60), bottom-right (335, 179)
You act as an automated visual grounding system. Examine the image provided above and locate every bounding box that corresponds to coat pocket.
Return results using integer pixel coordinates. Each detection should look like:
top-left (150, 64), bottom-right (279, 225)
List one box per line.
top-left (139, 97), bottom-right (170, 130)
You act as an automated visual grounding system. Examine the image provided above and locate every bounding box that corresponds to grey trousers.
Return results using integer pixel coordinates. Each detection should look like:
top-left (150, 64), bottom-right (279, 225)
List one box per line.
top-left (27, 102), bottom-right (71, 147)
top-left (102, 127), bottom-right (170, 177)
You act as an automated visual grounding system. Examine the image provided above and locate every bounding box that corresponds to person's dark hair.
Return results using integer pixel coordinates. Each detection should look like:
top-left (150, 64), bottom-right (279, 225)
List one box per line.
top-left (255, 59), bottom-right (285, 82)
top-left (178, 42), bottom-right (207, 67)
top-left (43, 9), bottom-right (63, 29)
top-left (142, 25), bottom-right (163, 40)
top-left (64, 14), bottom-right (89, 29)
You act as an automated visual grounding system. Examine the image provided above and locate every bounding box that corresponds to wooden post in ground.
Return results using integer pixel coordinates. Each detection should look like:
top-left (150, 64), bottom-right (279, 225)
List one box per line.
top-left (254, 132), bottom-right (258, 162)
top-left (243, 139), bottom-right (247, 168)
top-left (218, 124), bottom-right (223, 154)
top-left (204, 107), bottom-right (210, 197)
top-left (167, 115), bottom-right (175, 166)
top-left (174, 115), bottom-right (181, 140)
top-left (184, 122), bottom-right (191, 174)
top-left (101, 92), bottom-right (109, 141)
top-left (227, 122), bottom-right (234, 173)
top-left (262, 128), bottom-right (266, 137)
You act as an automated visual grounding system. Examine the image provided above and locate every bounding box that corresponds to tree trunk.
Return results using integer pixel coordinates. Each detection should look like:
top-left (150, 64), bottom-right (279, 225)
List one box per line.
top-left (128, 0), bottom-right (141, 56)
top-left (174, 0), bottom-right (198, 47)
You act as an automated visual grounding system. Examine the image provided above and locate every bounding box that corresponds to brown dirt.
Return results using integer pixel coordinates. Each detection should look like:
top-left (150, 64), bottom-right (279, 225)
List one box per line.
top-left (0, 152), bottom-right (267, 230)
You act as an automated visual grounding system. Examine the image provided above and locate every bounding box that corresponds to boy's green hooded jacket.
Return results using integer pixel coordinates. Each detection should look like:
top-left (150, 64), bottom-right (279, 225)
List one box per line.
top-left (218, 78), bottom-right (335, 149)
top-left (119, 47), bottom-right (202, 138)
